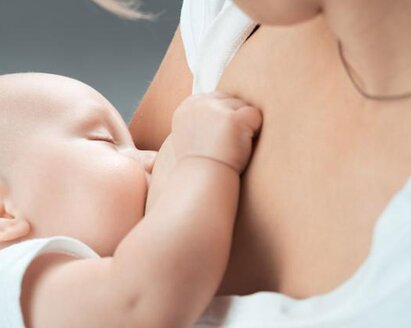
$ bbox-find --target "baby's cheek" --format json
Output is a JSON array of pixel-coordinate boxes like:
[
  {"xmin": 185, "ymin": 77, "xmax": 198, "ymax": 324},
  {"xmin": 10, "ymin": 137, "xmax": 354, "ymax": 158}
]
[
  {"xmin": 107, "ymin": 158, "xmax": 147, "ymax": 227},
  {"xmin": 90, "ymin": 163, "xmax": 147, "ymax": 256}
]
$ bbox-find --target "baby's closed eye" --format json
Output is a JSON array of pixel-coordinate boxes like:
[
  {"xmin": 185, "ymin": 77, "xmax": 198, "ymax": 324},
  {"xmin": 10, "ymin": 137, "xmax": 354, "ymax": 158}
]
[{"xmin": 88, "ymin": 134, "xmax": 116, "ymax": 145}]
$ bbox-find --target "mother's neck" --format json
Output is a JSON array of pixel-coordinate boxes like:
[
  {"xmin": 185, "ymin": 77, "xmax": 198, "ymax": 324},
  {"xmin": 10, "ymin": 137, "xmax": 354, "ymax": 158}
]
[{"xmin": 323, "ymin": 0, "xmax": 411, "ymax": 98}]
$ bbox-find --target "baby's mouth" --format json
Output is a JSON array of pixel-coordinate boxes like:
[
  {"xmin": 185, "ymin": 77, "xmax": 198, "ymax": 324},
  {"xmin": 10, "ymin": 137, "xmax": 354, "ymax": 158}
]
[
  {"xmin": 142, "ymin": 150, "xmax": 158, "ymax": 173},
  {"xmin": 144, "ymin": 171, "xmax": 152, "ymax": 188}
]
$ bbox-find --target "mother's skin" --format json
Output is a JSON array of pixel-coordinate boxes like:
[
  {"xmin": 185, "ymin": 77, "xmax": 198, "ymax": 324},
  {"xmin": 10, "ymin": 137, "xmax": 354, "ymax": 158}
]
[{"xmin": 130, "ymin": 0, "xmax": 411, "ymax": 299}]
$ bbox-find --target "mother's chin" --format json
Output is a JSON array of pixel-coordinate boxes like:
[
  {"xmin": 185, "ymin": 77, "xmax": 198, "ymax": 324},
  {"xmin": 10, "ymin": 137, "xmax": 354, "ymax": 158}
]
[
  {"xmin": 144, "ymin": 135, "xmax": 177, "ymax": 214},
  {"xmin": 234, "ymin": 0, "xmax": 321, "ymax": 26}
]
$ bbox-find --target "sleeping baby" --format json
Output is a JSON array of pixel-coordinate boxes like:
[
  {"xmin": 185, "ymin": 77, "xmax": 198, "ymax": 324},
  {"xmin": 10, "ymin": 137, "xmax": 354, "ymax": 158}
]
[{"xmin": 0, "ymin": 73, "xmax": 262, "ymax": 328}]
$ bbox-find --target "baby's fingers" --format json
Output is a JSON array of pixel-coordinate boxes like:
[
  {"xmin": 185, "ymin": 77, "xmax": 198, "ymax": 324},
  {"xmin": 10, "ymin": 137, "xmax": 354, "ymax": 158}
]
[{"xmin": 236, "ymin": 106, "xmax": 263, "ymax": 137}]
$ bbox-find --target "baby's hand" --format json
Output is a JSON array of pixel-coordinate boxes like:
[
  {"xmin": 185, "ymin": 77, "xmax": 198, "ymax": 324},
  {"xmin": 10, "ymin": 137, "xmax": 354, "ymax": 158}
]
[{"xmin": 172, "ymin": 92, "xmax": 262, "ymax": 174}]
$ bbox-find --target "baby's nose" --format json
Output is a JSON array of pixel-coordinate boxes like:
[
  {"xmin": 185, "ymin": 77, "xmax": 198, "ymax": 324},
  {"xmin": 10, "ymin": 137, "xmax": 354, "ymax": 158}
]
[{"xmin": 121, "ymin": 147, "xmax": 158, "ymax": 173}]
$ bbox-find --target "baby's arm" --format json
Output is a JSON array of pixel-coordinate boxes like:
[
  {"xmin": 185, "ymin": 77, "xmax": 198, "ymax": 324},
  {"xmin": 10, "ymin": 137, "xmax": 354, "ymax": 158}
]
[
  {"xmin": 113, "ymin": 94, "xmax": 262, "ymax": 326},
  {"xmin": 22, "ymin": 93, "xmax": 262, "ymax": 328}
]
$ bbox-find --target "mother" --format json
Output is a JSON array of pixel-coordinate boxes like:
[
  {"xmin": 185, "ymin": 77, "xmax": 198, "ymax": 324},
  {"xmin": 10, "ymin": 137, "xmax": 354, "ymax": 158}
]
[{"xmin": 108, "ymin": 0, "xmax": 411, "ymax": 325}]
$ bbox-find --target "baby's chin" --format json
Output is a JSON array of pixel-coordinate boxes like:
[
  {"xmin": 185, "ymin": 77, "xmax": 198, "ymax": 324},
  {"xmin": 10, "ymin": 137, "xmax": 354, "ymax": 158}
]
[
  {"xmin": 84, "ymin": 219, "xmax": 142, "ymax": 257},
  {"xmin": 92, "ymin": 235, "xmax": 126, "ymax": 257}
]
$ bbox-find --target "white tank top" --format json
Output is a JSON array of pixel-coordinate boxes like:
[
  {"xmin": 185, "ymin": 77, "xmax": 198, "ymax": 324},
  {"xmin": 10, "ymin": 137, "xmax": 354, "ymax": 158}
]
[
  {"xmin": 180, "ymin": 0, "xmax": 255, "ymax": 94},
  {"xmin": 180, "ymin": 1, "xmax": 411, "ymax": 327}
]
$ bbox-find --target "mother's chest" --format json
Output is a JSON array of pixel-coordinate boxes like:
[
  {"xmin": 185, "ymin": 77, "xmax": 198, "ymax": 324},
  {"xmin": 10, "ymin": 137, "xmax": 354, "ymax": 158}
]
[{"xmin": 215, "ymin": 21, "xmax": 411, "ymax": 297}]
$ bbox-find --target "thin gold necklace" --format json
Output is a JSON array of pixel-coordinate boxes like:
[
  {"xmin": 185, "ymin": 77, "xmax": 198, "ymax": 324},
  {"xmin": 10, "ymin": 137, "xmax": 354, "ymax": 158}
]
[{"xmin": 338, "ymin": 40, "xmax": 411, "ymax": 101}]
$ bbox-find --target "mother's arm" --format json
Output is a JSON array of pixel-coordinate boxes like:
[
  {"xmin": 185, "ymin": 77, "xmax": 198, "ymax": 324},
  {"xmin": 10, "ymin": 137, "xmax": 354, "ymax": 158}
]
[{"xmin": 129, "ymin": 26, "xmax": 193, "ymax": 150}]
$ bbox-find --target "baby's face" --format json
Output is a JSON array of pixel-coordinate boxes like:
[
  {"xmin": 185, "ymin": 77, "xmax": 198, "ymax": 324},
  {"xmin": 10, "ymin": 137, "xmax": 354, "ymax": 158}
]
[{"xmin": 0, "ymin": 73, "xmax": 153, "ymax": 256}]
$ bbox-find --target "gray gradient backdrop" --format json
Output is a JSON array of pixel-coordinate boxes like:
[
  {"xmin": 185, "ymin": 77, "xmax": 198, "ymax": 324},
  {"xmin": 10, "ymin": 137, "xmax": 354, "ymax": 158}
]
[{"xmin": 0, "ymin": 0, "xmax": 182, "ymax": 122}]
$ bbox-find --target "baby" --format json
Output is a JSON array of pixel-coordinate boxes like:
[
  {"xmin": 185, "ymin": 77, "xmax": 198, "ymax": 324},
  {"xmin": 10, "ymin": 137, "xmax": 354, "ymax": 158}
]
[{"xmin": 0, "ymin": 73, "xmax": 262, "ymax": 327}]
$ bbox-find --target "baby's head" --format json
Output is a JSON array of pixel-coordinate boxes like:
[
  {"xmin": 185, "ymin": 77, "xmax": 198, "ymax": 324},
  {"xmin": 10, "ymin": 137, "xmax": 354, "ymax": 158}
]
[{"xmin": 0, "ymin": 73, "xmax": 155, "ymax": 256}]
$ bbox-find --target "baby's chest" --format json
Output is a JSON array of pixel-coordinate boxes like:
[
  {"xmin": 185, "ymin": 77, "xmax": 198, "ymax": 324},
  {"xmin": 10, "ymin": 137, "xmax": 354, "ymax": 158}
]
[{"xmin": 215, "ymin": 21, "xmax": 411, "ymax": 298}]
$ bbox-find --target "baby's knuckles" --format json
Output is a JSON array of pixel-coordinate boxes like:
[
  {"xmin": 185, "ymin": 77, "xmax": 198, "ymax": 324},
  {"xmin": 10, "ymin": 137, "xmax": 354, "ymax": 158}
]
[{"xmin": 172, "ymin": 94, "xmax": 256, "ymax": 173}]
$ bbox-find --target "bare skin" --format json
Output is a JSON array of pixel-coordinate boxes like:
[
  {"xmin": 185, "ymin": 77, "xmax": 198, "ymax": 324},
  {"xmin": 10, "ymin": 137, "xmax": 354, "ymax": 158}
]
[
  {"xmin": 0, "ymin": 73, "xmax": 262, "ymax": 327},
  {"xmin": 133, "ymin": 0, "xmax": 411, "ymax": 299}
]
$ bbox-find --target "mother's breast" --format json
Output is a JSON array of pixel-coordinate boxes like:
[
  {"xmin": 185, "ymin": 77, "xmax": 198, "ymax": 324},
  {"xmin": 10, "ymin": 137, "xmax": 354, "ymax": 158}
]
[
  {"xmin": 216, "ymin": 18, "xmax": 344, "ymax": 229},
  {"xmin": 144, "ymin": 15, "xmax": 398, "ymax": 298},
  {"xmin": 213, "ymin": 18, "xmax": 380, "ymax": 297}
]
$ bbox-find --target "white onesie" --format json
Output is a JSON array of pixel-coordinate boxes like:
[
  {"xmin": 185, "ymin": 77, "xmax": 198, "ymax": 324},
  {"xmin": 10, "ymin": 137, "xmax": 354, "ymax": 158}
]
[{"xmin": 180, "ymin": 1, "xmax": 411, "ymax": 327}]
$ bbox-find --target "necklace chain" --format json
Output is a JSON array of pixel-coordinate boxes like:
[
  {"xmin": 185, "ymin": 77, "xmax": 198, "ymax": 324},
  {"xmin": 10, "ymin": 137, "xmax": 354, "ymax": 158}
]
[{"xmin": 338, "ymin": 40, "xmax": 411, "ymax": 101}]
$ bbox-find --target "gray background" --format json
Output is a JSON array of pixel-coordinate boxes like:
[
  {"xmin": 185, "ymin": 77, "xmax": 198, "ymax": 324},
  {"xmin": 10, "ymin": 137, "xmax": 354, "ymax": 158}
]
[{"xmin": 0, "ymin": 0, "xmax": 182, "ymax": 122}]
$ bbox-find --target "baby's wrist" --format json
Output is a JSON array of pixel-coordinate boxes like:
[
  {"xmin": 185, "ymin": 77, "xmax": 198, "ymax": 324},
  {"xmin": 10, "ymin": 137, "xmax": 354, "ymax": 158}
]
[{"xmin": 176, "ymin": 155, "xmax": 240, "ymax": 175}]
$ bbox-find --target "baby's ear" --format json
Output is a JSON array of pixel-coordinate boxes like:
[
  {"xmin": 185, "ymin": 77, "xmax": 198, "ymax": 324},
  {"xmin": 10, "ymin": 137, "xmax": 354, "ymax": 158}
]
[{"xmin": 0, "ymin": 183, "xmax": 31, "ymax": 243}]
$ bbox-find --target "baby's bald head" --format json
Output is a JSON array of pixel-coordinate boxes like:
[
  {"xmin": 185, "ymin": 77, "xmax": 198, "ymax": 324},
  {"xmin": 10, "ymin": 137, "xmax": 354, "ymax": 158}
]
[
  {"xmin": 0, "ymin": 73, "xmax": 115, "ymax": 176},
  {"xmin": 0, "ymin": 74, "xmax": 55, "ymax": 172}
]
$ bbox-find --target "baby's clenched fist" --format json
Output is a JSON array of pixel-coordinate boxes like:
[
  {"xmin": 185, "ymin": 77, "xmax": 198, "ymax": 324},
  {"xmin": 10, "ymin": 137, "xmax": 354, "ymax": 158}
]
[{"xmin": 171, "ymin": 92, "xmax": 262, "ymax": 174}]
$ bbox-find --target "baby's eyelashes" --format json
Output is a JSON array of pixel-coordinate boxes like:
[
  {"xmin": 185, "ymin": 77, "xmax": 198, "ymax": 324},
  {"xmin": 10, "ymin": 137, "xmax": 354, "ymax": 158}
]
[{"xmin": 89, "ymin": 134, "xmax": 116, "ymax": 145}]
